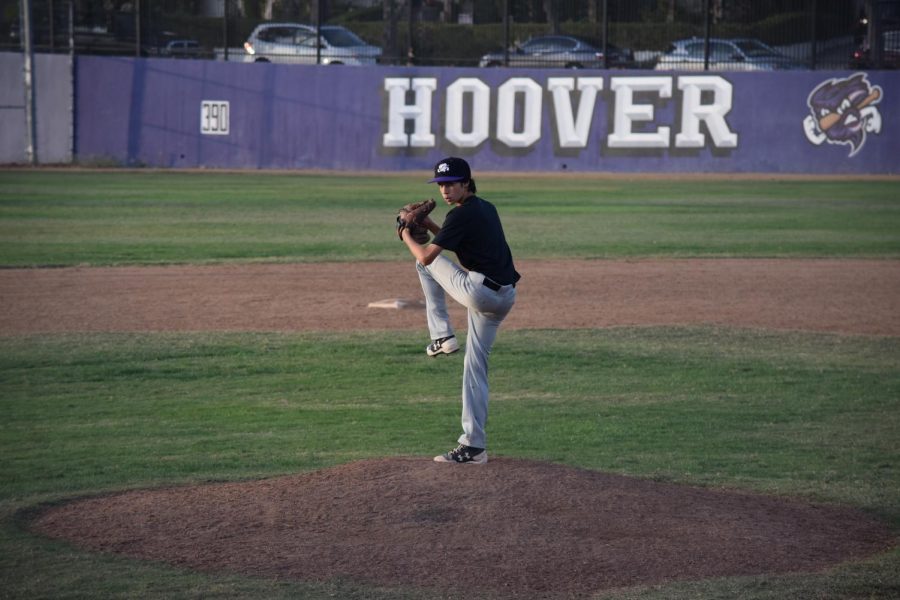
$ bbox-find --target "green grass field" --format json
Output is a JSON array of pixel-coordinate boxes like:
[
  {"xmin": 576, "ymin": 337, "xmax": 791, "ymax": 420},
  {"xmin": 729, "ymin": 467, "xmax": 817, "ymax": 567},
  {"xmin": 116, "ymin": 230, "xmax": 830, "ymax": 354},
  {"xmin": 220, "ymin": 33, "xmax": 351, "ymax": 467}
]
[
  {"xmin": 1, "ymin": 171, "xmax": 899, "ymax": 265},
  {"xmin": 1, "ymin": 170, "xmax": 899, "ymax": 599}
]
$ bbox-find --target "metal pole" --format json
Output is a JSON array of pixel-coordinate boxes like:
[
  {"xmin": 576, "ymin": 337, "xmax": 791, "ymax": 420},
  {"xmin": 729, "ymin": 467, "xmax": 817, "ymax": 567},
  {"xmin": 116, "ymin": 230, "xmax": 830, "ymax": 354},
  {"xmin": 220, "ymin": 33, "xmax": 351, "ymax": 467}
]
[
  {"xmin": 21, "ymin": 0, "xmax": 37, "ymax": 165},
  {"xmin": 49, "ymin": 0, "xmax": 55, "ymax": 51},
  {"xmin": 872, "ymin": 0, "xmax": 884, "ymax": 69},
  {"xmin": 602, "ymin": 0, "xmax": 608, "ymax": 69},
  {"xmin": 316, "ymin": 0, "xmax": 322, "ymax": 65},
  {"xmin": 135, "ymin": 0, "xmax": 141, "ymax": 57},
  {"xmin": 223, "ymin": 0, "xmax": 229, "ymax": 61},
  {"xmin": 68, "ymin": 0, "xmax": 74, "ymax": 55},
  {"xmin": 503, "ymin": 0, "xmax": 510, "ymax": 66},
  {"xmin": 69, "ymin": 0, "xmax": 75, "ymax": 162},
  {"xmin": 703, "ymin": 0, "xmax": 711, "ymax": 71},
  {"xmin": 407, "ymin": 0, "xmax": 414, "ymax": 65},
  {"xmin": 809, "ymin": 0, "xmax": 818, "ymax": 69}
]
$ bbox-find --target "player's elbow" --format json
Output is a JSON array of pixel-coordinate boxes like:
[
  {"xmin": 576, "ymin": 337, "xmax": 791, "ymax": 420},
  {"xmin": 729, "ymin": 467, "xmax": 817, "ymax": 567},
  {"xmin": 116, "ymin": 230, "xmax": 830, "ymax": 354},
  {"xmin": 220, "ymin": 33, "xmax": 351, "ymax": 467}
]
[
  {"xmin": 418, "ymin": 249, "xmax": 437, "ymax": 266},
  {"xmin": 418, "ymin": 244, "xmax": 443, "ymax": 266}
]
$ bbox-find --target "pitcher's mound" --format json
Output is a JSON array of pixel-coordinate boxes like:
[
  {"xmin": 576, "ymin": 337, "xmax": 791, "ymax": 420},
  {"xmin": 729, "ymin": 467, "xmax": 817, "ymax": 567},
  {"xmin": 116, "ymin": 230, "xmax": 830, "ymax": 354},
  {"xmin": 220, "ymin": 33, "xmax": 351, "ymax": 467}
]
[{"xmin": 32, "ymin": 458, "xmax": 891, "ymax": 598}]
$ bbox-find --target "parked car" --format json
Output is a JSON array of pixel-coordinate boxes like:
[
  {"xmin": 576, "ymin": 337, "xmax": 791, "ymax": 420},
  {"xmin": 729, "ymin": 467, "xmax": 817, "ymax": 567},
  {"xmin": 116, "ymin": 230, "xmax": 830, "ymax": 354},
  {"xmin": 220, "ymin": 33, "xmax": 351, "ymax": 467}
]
[
  {"xmin": 160, "ymin": 39, "xmax": 206, "ymax": 59},
  {"xmin": 137, "ymin": 31, "xmax": 210, "ymax": 58},
  {"xmin": 653, "ymin": 37, "xmax": 804, "ymax": 71},
  {"xmin": 850, "ymin": 30, "xmax": 900, "ymax": 69},
  {"xmin": 478, "ymin": 35, "xmax": 634, "ymax": 69},
  {"xmin": 243, "ymin": 22, "xmax": 381, "ymax": 66}
]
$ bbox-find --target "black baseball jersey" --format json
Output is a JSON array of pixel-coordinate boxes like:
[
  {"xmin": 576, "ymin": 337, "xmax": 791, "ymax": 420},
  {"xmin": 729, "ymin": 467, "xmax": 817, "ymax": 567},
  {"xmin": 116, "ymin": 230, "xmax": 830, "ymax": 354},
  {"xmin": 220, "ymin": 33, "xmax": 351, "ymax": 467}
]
[{"xmin": 433, "ymin": 196, "xmax": 520, "ymax": 287}]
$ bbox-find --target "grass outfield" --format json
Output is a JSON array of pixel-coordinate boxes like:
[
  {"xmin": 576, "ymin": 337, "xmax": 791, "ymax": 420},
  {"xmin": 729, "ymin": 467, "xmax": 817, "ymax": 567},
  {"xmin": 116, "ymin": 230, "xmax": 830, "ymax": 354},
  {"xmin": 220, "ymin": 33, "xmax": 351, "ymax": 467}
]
[
  {"xmin": 0, "ymin": 171, "xmax": 899, "ymax": 265},
  {"xmin": 0, "ymin": 170, "xmax": 898, "ymax": 599}
]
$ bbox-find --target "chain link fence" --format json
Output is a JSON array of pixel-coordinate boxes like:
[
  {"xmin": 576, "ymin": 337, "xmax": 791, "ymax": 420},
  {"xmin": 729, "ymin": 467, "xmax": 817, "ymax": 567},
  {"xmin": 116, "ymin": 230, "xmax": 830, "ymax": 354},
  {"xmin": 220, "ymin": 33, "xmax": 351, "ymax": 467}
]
[{"xmin": 2, "ymin": 0, "xmax": 897, "ymax": 70}]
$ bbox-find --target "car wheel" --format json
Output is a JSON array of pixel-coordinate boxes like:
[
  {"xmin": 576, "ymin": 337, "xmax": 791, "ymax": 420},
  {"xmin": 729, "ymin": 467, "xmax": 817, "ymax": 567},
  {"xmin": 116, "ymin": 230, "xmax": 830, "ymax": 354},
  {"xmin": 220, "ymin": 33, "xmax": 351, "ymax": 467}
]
[{"xmin": 254, "ymin": 57, "xmax": 270, "ymax": 63}]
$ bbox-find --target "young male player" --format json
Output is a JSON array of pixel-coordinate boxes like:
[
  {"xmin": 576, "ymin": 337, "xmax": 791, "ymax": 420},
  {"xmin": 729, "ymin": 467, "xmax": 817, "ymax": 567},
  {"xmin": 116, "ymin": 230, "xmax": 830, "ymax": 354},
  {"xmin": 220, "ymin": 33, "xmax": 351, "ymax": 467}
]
[{"xmin": 398, "ymin": 157, "xmax": 520, "ymax": 464}]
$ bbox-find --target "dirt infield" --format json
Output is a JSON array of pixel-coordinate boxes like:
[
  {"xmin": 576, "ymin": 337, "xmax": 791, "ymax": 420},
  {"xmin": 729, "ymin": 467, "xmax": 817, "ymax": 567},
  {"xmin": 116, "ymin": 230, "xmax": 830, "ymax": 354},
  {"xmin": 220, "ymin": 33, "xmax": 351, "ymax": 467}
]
[
  {"xmin": 11, "ymin": 258, "xmax": 899, "ymax": 598},
  {"xmin": 2, "ymin": 258, "xmax": 899, "ymax": 335}
]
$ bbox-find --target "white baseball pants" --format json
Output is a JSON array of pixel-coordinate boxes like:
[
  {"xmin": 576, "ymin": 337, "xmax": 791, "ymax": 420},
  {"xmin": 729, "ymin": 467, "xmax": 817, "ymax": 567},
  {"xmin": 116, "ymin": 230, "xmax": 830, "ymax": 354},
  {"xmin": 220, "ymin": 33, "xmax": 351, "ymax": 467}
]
[{"xmin": 416, "ymin": 255, "xmax": 516, "ymax": 450}]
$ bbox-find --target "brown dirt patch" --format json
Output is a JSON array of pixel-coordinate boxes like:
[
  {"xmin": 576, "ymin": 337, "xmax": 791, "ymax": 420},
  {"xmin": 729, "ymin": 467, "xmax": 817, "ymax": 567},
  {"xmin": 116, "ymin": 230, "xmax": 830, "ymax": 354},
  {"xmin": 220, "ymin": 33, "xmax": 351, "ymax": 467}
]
[
  {"xmin": 32, "ymin": 459, "xmax": 893, "ymax": 599},
  {"xmin": 9, "ymin": 258, "xmax": 899, "ymax": 597},
  {"xmin": 2, "ymin": 258, "xmax": 899, "ymax": 336}
]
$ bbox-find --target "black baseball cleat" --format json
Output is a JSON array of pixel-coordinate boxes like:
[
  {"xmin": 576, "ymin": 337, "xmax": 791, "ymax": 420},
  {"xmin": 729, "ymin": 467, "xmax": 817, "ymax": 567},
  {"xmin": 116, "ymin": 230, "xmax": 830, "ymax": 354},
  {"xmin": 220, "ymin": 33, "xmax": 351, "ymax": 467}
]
[
  {"xmin": 426, "ymin": 335, "xmax": 459, "ymax": 357},
  {"xmin": 434, "ymin": 444, "xmax": 487, "ymax": 464}
]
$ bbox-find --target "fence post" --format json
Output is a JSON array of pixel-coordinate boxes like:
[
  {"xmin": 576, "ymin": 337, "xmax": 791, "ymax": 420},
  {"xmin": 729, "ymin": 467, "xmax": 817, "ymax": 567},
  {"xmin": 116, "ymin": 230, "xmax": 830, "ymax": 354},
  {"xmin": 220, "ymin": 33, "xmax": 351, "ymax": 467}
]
[
  {"xmin": 69, "ymin": 0, "xmax": 75, "ymax": 163},
  {"xmin": 602, "ymin": 0, "xmax": 608, "ymax": 69},
  {"xmin": 223, "ymin": 0, "xmax": 229, "ymax": 62},
  {"xmin": 135, "ymin": 0, "xmax": 141, "ymax": 57},
  {"xmin": 809, "ymin": 0, "xmax": 818, "ymax": 69},
  {"xmin": 407, "ymin": 0, "xmax": 415, "ymax": 65},
  {"xmin": 316, "ymin": 0, "xmax": 322, "ymax": 65},
  {"xmin": 504, "ymin": 0, "xmax": 510, "ymax": 66},
  {"xmin": 703, "ymin": 0, "xmax": 711, "ymax": 71},
  {"xmin": 49, "ymin": 0, "xmax": 55, "ymax": 51},
  {"xmin": 872, "ymin": 0, "xmax": 884, "ymax": 69},
  {"xmin": 20, "ymin": 0, "xmax": 37, "ymax": 164}
]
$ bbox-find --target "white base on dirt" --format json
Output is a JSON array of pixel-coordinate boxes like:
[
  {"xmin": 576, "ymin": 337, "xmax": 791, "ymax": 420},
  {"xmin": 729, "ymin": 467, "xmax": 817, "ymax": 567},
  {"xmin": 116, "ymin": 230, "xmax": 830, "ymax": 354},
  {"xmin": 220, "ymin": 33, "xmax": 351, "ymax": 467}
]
[{"xmin": 367, "ymin": 298, "xmax": 426, "ymax": 310}]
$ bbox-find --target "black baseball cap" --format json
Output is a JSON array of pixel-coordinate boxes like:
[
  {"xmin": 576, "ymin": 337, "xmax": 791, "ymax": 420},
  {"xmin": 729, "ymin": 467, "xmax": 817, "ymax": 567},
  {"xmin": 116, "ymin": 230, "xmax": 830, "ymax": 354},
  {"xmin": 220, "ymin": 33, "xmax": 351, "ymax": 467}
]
[{"xmin": 428, "ymin": 157, "xmax": 471, "ymax": 183}]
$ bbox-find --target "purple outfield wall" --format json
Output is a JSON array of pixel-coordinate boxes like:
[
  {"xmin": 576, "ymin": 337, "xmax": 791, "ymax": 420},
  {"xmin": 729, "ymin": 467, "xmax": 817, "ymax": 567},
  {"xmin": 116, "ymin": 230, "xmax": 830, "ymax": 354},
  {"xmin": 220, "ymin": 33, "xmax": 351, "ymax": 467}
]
[{"xmin": 75, "ymin": 55, "xmax": 899, "ymax": 174}]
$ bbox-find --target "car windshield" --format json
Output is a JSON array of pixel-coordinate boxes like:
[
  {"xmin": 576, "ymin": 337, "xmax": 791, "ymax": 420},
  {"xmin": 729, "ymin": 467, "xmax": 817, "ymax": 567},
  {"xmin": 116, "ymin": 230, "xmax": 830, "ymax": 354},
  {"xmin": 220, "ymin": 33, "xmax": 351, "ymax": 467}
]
[
  {"xmin": 523, "ymin": 37, "xmax": 577, "ymax": 53},
  {"xmin": 734, "ymin": 40, "xmax": 780, "ymax": 58},
  {"xmin": 321, "ymin": 27, "xmax": 366, "ymax": 47}
]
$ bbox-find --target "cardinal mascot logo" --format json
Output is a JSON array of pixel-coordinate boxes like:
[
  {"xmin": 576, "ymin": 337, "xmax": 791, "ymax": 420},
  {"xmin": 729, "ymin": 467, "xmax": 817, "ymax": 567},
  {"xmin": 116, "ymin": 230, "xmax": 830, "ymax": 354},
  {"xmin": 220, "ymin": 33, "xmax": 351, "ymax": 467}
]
[{"xmin": 803, "ymin": 73, "xmax": 883, "ymax": 157}]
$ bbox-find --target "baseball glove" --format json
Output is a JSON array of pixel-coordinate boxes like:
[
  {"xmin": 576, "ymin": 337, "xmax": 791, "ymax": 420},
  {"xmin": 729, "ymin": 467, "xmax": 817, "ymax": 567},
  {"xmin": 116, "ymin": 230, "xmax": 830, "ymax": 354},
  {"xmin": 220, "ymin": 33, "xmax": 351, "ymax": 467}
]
[{"xmin": 397, "ymin": 199, "xmax": 436, "ymax": 244}]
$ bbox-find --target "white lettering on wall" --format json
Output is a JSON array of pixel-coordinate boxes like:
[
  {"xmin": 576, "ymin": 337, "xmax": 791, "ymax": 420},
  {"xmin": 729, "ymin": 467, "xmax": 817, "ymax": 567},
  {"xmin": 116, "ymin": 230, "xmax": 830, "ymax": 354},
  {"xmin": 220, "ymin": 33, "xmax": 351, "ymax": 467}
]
[
  {"xmin": 496, "ymin": 77, "xmax": 543, "ymax": 148},
  {"xmin": 607, "ymin": 77, "xmax": 672, "ymax": 148},
  {"xmin": 445, "ymin": 78, "xmax": 491, "ymax": 148},
  {"xmin": 548, "ymin": 77, "xmax": 604, "ymax": 148},
  {"xmin": 383, "ymin": 77, "xmax": 436, "ymax": 147},
  {"xmin": 382, "ymin": 75, "xmax": 738, "ymax": 152},
  {"xmin": 676, "ymin": 76, "xmax": 738, "ymax": 148}
]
